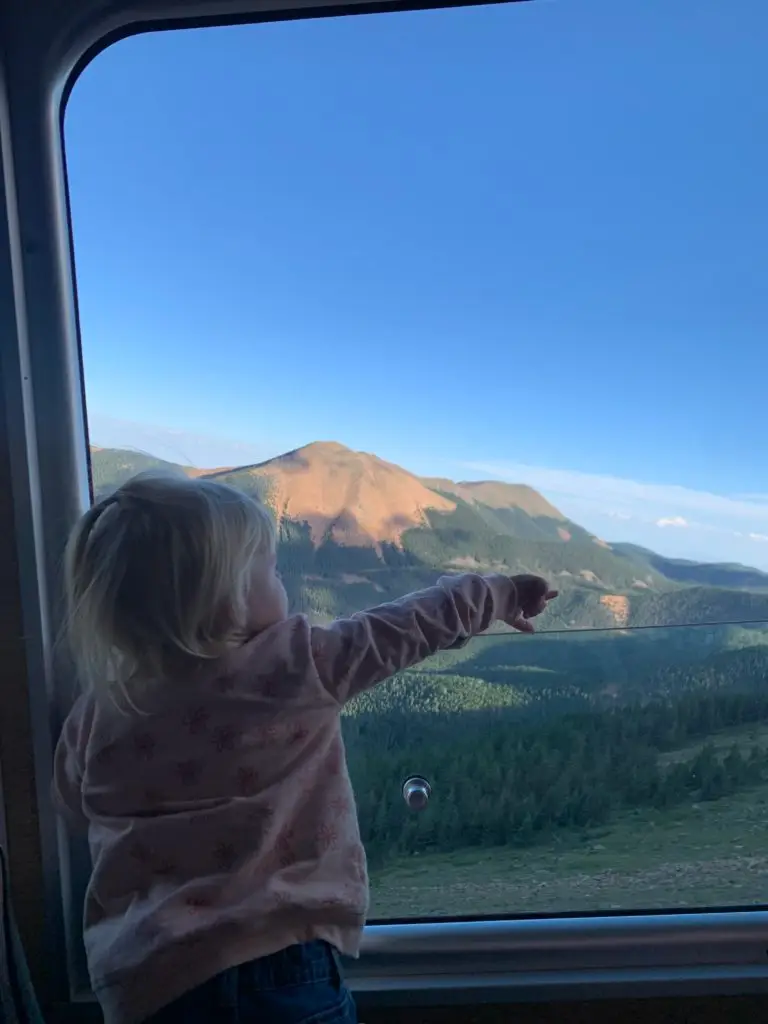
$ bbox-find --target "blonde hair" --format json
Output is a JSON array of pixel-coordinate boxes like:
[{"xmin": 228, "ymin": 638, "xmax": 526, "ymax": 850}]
[{"xmin": 63, "ymin": 472, "xmax": 276, "ymax": 693}]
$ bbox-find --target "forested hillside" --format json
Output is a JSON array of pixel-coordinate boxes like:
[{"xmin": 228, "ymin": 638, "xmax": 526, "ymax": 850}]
[{"xmin": 346, "ymin": 687, "xmax": 768, "ymax": 867}]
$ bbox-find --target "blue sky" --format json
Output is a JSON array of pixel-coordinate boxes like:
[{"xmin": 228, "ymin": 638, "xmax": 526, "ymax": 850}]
[{"xmin": 66, "ymin": 0, "xmax": 768, "ymax": 568}]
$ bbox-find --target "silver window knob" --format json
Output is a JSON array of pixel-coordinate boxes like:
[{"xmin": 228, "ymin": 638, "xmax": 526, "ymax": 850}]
[{"xmin": 402, "ymin": 776, "xmax": 431, "ymax": 810}]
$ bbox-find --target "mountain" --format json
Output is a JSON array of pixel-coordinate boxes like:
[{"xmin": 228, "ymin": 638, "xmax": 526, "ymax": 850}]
[
  {"xmin": 420, "ymin": 477, "xmax": 600, "ymax": 548},
  {"xmin": 203, "ymin": 444, "xmax": 671, "ymax": 601},
  {"xmin": 421, "ymin": 478, "xmax": 567, "ymax": 521},
  {"xmin": 90, "ymin": 447, "xmax": 230, "ymax": 499},
  {"xmin": 89, "ymin": 441, "xmax": 768, "ymax": 631},
  {"xmin": 612, "ymin": 543, "xmax": 768, "ymax": 593},
  {"xmin": 206, "ymin": 441, "xmax": 455, "ymax": 549},
  {"xmin": 90, "ymin": 447, "xmax": 188, "ymax": 497}
]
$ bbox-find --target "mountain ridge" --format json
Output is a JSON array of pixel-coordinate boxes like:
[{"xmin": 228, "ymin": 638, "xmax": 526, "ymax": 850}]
[
  {"xmin": 206, "ymin": 440, "xmax": 457, "ymax": 549},
  {"xmin": 89, "ymin": 441, "xmax": 768, "ymax": 630},
  {"xmin": 612, "ymin": 542, "xmax": 768, "ymax": 592},
  {"xmin": 421, "ymin": 476, "xmax": 567, "ymax": 522}
]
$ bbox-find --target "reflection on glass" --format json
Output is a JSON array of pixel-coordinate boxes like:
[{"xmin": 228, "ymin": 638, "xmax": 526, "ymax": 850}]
[{"xmin": 70, "ymin": 0, "xmax": 768, "ymax": 922}]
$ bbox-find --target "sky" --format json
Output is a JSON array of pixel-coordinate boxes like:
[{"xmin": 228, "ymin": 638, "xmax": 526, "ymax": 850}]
[{"xmin": 66, "ymin": 0, "xmax": 768, "ymax": 568}]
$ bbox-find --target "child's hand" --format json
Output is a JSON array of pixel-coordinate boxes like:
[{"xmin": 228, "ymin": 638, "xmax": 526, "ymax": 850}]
[{"xmin": 508, "ymin": 574, "xmax": 558, "ymax": 633}]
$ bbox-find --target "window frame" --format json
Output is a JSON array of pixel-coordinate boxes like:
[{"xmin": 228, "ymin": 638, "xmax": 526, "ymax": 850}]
[{"xmin": 1, "ymin": 0, "xmax": 768, "ymax": 1013}]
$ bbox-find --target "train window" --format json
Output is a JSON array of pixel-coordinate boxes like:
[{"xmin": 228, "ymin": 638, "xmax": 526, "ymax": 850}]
[{"xmin": 64, "ymin": 0, "xmax": 768, "ymax": 937}]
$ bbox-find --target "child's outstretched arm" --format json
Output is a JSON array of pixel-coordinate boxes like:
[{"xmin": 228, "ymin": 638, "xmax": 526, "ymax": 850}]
[{"xmin": 311, "ymin": 572, "xmax": 556, "ymax": 705}]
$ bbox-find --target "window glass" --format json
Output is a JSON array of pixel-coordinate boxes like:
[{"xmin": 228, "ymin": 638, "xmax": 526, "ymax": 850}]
[{"xmin": 67, "ymin": 0, "xmax": 768, "ymax": 919}]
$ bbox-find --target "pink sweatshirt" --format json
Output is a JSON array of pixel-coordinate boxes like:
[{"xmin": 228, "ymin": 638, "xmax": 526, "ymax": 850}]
[{"xmin": 53, "ymin": 573, "xmax": 521, "ymax": 1024}]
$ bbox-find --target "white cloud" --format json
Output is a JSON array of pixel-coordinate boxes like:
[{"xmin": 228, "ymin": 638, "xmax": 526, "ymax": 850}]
[
  {"xmin": 657, "ymin": 516, "xmax": 688, "ymax": 528},
  {"xmin": 750, "ymin": 533, "xmax": 768, "ymax": 543}
]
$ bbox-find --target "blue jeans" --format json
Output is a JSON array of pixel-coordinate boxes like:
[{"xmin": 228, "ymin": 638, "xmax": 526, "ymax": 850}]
[{"xmin": 144, "ymin": 941, "xmax": 358, "ymax": 1023}]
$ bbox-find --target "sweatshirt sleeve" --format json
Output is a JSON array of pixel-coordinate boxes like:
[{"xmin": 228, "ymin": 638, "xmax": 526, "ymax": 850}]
[
  {"xmin": 310, "ymin": 572, "xmax": 519, "ymax": 705},
  {"xmin": 51, "ymin": 696, "xmax": 90, "ymax": 832}
]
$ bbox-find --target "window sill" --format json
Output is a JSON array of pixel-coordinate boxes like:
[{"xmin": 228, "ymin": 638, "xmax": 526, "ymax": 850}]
[
  {"xmin": 346, "ymin": 913, "xmax": 768, "ymax": 1004},
  {"xmin": 64, "ymin": 912, "xmax": 768, "ymax": 1009}
]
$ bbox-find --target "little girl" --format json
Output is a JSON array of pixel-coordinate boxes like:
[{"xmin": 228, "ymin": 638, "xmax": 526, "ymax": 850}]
[{"xmin": 53, "ymin": 472, "xmax": 557, "ymax": 1024}]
